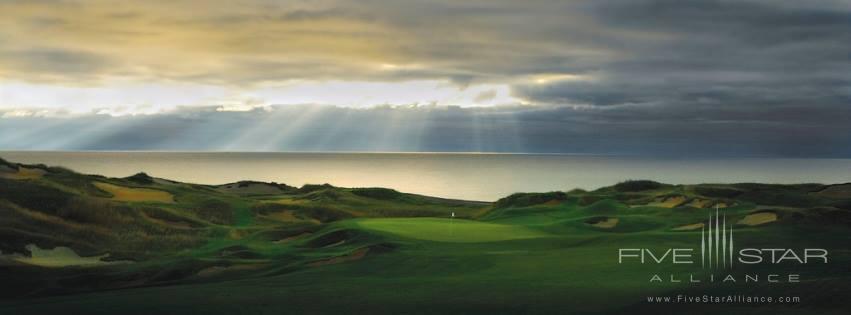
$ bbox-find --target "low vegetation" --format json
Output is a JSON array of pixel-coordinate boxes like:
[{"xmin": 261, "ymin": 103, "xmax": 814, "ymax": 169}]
[{"xmin": 0, "ymin": 157, "xmax": 849, "ymax": 314}]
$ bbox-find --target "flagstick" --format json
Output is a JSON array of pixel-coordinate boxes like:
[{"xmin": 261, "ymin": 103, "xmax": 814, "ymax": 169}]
[{"xmin": 450, "ymin": 212, "xmax": 455, "ymax": 236}]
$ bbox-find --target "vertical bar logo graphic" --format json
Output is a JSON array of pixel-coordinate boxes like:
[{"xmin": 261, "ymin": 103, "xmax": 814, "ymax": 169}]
[{"xmin": 702, "ymin": 206, "xmax": 733, "ymax": 269}]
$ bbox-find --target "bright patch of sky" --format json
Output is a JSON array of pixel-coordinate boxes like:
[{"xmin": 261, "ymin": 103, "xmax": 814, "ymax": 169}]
[{"xmin": 1, "ymin": 80, "xmax": 518, "ymax": 115}]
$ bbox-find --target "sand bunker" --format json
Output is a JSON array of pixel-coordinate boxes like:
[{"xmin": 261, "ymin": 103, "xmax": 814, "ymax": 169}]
[
  {"xmin": 686, "ymin": 199, "xmax": 711, "ymax": 208},
  {"xmin": 3, "ymin": 244, "xmax": 129, "ymax": 268},
  {"xmin": 94, "ymin": 182, "xmax": 174, "ymax": 203},
  {"xmin": 0, "ymin": 166, "xmax": 46, "ymax": 180},
  {"xmin": 738, "ymin": 212, "xmax": 777, "ymax": 226},
  {"xmin": 649, "ymin": 196, "xmax": 687, "ymax": 208},
  {"xmin": 672, "ymin": 223, "xmax": 705, "ymax": 231},
  {"xmin": 589, "ymin": 217, "xmax": 619, "ymax": 229}
]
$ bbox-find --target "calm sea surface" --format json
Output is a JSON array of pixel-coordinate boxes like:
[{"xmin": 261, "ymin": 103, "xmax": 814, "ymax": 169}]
[{"xmin": 2, "ymin": 151, "xmax": 850, "ymax": 201}]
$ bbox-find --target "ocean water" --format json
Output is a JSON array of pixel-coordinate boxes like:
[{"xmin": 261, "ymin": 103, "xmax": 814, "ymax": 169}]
[{"xmin": 2, "ymin": 151, "xmax": 850, "ymax": 201}]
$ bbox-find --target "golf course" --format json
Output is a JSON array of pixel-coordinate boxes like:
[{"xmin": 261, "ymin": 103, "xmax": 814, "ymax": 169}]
[{"xmin": 1, "ymin": 157, "xmax": 849, "ymax": 314}]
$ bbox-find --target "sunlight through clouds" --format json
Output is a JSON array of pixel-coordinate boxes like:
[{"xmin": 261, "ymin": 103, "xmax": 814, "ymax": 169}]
[
  {"xmin": 0, "ymin": 80, "xmax": 518, "ymax": 114},
  {"xmin": 0, "ymin": 0, "xmax": 847, "ymax": 156}
]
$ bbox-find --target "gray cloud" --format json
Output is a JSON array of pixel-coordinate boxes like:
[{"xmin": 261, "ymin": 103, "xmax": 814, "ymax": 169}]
[
  {"xmin": 0, "ymin": 0, "xmax": 848, "ymax": 156},
  {"xmin": 512, "ymin": 0, "xmax": 851, "ymax": 145}
]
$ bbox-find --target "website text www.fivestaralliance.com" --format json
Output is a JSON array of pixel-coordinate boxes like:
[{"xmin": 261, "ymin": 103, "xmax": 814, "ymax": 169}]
[{"xmin": 646, "ymin": 294, "xmax": 800, "ymax": 304}]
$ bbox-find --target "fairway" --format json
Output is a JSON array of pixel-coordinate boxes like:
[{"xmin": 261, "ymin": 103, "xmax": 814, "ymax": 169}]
[{"xmin": 355, "ymin": 218, "xmax": 549, "ymax": 242}]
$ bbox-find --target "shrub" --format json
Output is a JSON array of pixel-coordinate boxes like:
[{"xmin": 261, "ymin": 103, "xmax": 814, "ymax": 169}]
[
  {"xmin": 140, "ymin": 206, "xmax": 203, "ymax": 228},
  {"xmin": 126, "ymin": 172, "xmax": 154, "ymax": 184},
  {"xmin": 0, "ymin": 178, "xmax": 72, "ymax": 215},
  {"xmin": 694, "ymin": 186, "xmax": 743, "ymax": 198},
  {"xmin": 298, "ymin": 183, "xmax": 334, "ymax": 193},
  {"xmin": 56, "ymin": 197, "xmax": 133, "ymax": 225},
  {"xmin": 613, "ymin": 180, "xmax": 665, "ymax": 192},
  {"xmin": 351, "ymin": 187, "xmax": 402, "ymax": 200},
  {"xmin": 494, "ymin": 191, "xmax": 568, "ymax": 208}
]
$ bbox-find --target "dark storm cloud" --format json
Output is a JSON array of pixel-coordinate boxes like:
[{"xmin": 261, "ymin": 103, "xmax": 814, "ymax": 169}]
[
  {"xmin": 516, "ymin": 0, "xmax": 851, "ymax": 108},
  {"xmin": 511, "ymin": 0, "xmax": 851, "ymax": 152}
]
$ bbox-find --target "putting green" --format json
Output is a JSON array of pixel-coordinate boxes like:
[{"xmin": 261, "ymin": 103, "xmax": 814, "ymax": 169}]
[{"xmin": 355, "ymin": 218, "xmax": 549, "ymax": 243}]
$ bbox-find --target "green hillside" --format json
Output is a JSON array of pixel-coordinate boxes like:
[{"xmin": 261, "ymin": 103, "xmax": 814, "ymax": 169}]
[{"xmin": 1, "ymin": 159, "xmax": 850, "ymax": 314}]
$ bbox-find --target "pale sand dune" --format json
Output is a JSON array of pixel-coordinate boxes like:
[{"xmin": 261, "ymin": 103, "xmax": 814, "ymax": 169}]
[
  {"xmin": 738, "ymin": 212, "xmax": 777, "ymax": 226},
  {"xmin": 590, "ymin": 217, "xmax": 619, "ymax": 229},
  {"xmin": 672, "ymin": 223, "xmax": 704, "ymax": 231},
  {"xmin": 94, "ymin": 182, "xmax": 174, "ymax": 203}
]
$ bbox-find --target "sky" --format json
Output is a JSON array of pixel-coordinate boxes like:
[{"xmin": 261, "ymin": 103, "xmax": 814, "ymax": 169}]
[{"xmin": 0, "ymin": 0, "xmax": 849, "ymax": 156}]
